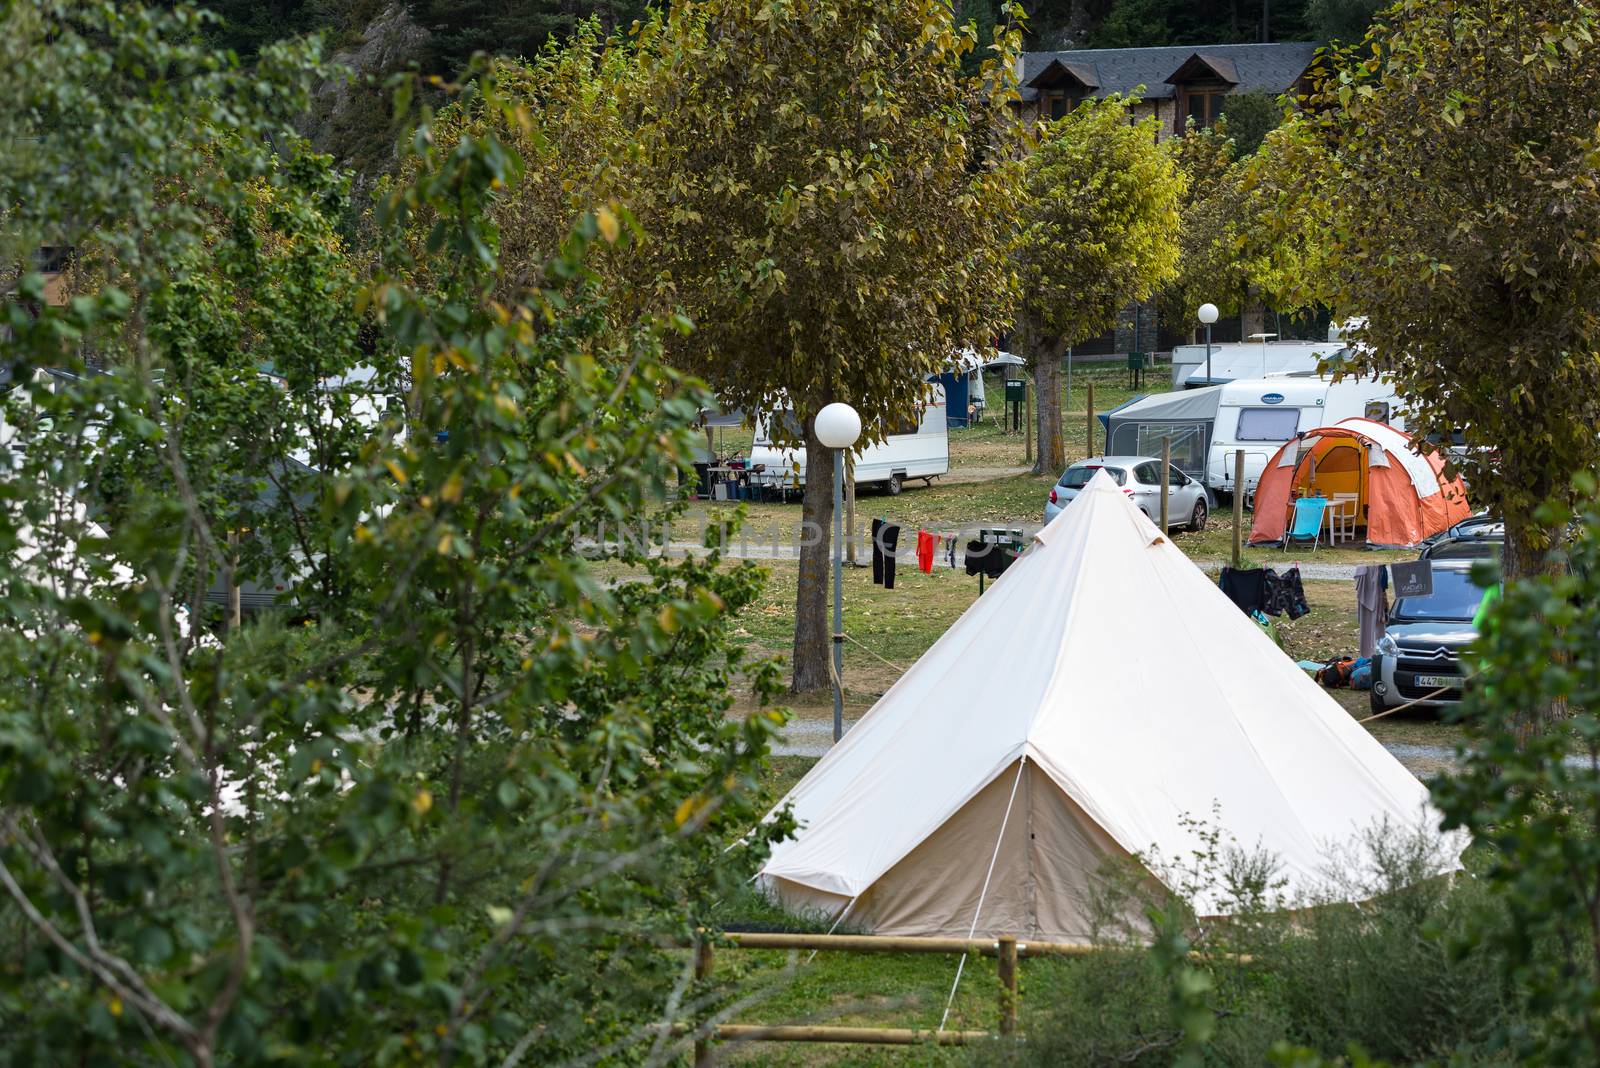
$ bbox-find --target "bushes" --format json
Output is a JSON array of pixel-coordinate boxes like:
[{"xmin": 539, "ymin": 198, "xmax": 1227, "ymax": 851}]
[{"xmin": 985, "ymin": 828, "xmax": 1525, "ymax": 1066}]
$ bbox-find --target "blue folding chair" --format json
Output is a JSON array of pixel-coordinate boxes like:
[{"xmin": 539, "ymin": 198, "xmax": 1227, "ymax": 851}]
[{"xmin": 1285, "ymin": 496, "xmax": 1329, "ymax": 552}]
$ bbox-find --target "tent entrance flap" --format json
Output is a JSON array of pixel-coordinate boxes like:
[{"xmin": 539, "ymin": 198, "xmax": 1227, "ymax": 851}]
[{"xmin": 836, "ymin": 760, "xmax": 1149, "ymax": 943}]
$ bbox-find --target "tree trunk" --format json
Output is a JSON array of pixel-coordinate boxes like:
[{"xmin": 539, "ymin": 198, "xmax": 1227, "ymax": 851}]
[
  {"xmin": 792, "ymin": 423, "xmax": 836, "ymax": 693},
  {"xmin": 1503, "ymin": 508, "xmax": 1568, "ymax": 736},
  {"xmin": 1032, "ymin": 341, "xmax": 1066, "ymax": 475}
]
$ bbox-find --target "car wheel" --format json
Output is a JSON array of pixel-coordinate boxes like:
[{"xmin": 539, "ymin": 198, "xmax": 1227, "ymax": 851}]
[
  {"xmin": 885, "ymin": 473, "xmax": 903, "ymax": 496},
  {"xmin": 1369, "ymin": 687, "xmax": 1388, "ymax": 715},
  {"xmin": 1188, "ymin": 498, "xmax": 1208, "ymax": 532}
]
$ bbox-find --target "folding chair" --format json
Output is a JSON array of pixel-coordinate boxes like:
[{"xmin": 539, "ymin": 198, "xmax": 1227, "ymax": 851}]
[
  {"xmin": 1328, "ymin": 493, "xmax": 1359, "ymax": 544},
  {"xmin": 1285, "ymin": 496, "xmax": 1329, "ymax": 552}
]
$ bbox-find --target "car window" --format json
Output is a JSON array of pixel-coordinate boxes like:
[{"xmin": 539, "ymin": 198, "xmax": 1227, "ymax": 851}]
[
  {"xmin": 1424, "ymin": 539, "xmax": 1502, "ymax": 561},
  {"xmin": 1133, "ymin": 462, "xmax": 1160, "ymax": 485},
  {"xmin": 1058, "ymin": 465, "xmax": 1126, "ymax": 489},
  {"xmin": 1235, "ymin": 407, "xmax": 1301, "ymax": 442},
  {"xmin": 1392, "ymin": 568, "xmax": 1490, "ymax": 623},
  {"xmin": 1167, "ymin": 464, "xmax": 1186, "ymax": 486}
]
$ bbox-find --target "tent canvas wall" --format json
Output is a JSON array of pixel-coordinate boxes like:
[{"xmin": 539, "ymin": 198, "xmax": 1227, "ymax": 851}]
[
  {"xmin": 1249, "ymin": 418, "xmax": 1471, "ymax": 549},
  {"xmin": 759, "ymin": 473, "xmax": 1462, "ymax": 941},
  {"xmin": 1101, "ymin": 387, "xmax": 1222, "ymax": 482}
]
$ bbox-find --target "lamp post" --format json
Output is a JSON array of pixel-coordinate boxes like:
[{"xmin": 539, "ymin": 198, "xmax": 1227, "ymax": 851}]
[
  {"xmin": 1198, "ymin": 303, "xmax": 1219, "ymax": 385},
  {"xmin": 815, "ymin": 401, "xmax": 862, "ymax": 743}
]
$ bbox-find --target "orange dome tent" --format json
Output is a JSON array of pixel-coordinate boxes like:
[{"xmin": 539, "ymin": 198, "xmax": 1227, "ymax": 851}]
[{"xmin": 1249, "ymin": 418, "xmax": 1470, "ymax": 549}]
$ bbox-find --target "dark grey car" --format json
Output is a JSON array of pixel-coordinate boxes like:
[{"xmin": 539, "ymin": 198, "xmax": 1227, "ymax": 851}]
[{"xmin": 1370, "ymin": 559, "xmax": 1488, "ymax": 714}]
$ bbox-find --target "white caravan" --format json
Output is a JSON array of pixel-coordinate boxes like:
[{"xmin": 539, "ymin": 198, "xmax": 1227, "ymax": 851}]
[
  {"xmin": 1206, "ymin": 374, "xmax": 1404, "ymax": 497},
  {"xmin": 750, "ymin": 388, "xmax": 949, "ymax": 496}
]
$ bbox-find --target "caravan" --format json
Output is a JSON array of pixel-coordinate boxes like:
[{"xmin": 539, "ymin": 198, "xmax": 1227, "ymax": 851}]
[
  {"xmin": 1105, "ymin": 372, "xmax": 1406, "ymax": 497},
  {"xmin": 749, "ymin": 388, "xmax": 949, "ymax": 496},
  {"xmin": 1206, "ymin": 375, "xmax": 1405, "ymax": 497}
]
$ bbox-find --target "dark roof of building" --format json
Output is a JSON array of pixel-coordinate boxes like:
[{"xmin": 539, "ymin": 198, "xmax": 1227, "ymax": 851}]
[{"xmin": 1018, "ymin": 41, "xmax": 1322, "ymax": 102}]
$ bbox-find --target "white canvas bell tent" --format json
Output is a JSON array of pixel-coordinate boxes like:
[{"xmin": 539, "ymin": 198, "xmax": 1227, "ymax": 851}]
[{"xmin": 757, "ymin": 471, "xmax": 1462, "ymax": 942}]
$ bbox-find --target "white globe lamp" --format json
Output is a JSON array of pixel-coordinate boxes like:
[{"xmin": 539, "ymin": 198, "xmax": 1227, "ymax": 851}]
[
  {"xmin": 815, "ymin": 402, "xmax": 862, "ymax": 450},
  {"xmin": 1197, "ymin": 303, "xmax": 1219, "ymax": 386}
]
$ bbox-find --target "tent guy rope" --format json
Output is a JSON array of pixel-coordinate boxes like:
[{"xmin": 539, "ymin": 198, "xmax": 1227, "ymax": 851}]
[{"xmin": 938, "ymin": 755, "xmax": 1027, "ymax": 1034}]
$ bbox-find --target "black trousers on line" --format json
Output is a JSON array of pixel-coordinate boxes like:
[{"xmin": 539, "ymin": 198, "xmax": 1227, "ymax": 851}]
[{"xmin": 871, "ymin": 519, "xmax": 900, "ymax": 590}]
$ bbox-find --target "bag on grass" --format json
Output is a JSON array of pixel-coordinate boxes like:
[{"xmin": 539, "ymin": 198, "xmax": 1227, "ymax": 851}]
[
  {"xmin": 1350, "ymin": 657, "xmax": 1373, "ymax": 690},
  {"xmin": 1316, "ymin": 656, "xmax": 1358, "ymax": 689}
]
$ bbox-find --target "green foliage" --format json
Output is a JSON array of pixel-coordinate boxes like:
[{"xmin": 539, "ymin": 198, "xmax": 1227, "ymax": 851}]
[
  {"xmin": 1305, "ymin": 0, "xmax": 1386, "ymax": 43},
  {"xmin": 1431, "ymin": 476, "xmax": 1600, "ymax": 1062},
  {"xmin": 1016, "ymin": 93, "xmax": 1182, "ymax": 470},
  {"xmin": 410, "ymin": 0, "xmax": 649, "ymax": 77},
  {"xmin": 1291, "ymin": 0, "xmax": 1600, "ymax": 578},
  {"xmin": 1158, "ymin": 123, "xmax": 1252, "ymax": 328},
  {"xmin": 1018, "ymin": 95, "xmax": 1183, "ymax": 356},
  {"xmin": 1085, "ymin": 0, "xmax": 1315, "ymax": 48},
  {"xmin": 442, "ymin": 0, "xmax": 1028, "ymax": 691},
  {"xmin": 977, "ymin": 824, "xmax": 1521, "ymax": 1066},
  {"xmin": 0, "ymin": 3, "xmax": 787, "ymax": 1064},
  {"xmin": 632, "ymin": 0, "xmax": 1025, "ymax": 444},
  {"xmin": 1219, "ymin": 90, "xmax": 1283, "ymax": 157}
]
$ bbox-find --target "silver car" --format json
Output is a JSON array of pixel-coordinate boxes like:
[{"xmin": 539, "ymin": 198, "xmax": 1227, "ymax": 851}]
[{"xmin": 1044, "ymin": 455, "xmax": 1208, "ymax": 531}]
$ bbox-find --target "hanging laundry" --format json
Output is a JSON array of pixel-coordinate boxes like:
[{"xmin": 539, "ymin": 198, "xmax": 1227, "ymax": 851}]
[
  {"xmin": 1218, "ymin": 567, "xmax": 1267, "ymax": 615},
  {"xmin": 944, "ymin": 535, "xmax": 957, "ymax": 569},
  {"xmin": 871, "ymin": 519, "xmax": 901, "ymax": 590},
  {"xmin": 963, "ymin": 540, "xmax": 1015, "ymax": 579},
  {"xmin": 1264, "ymin": 566, "xmax": 1310, "ymax": 620},
  {"xmin": 916, "ymin": 530, "xmax": 935, "ymax": 574},
  {"xmin": 1354, "ymin": 564, "xmax": 1389, "ymax": 657}
]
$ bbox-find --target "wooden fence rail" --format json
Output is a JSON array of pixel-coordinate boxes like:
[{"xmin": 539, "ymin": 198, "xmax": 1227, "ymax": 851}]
[
  {"xmin": 683, "ymin": 930, "xmax": 1253, "ymax": 1062},
  {"xmin": 686, "ymin": 931, "xmax": 1035, "ymax": 1064}
]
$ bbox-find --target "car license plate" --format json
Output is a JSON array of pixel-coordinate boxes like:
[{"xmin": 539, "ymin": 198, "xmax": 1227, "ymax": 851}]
[{"xmin": 1414, "ymin": 675, "xmax": 1462, "ymax": 689}]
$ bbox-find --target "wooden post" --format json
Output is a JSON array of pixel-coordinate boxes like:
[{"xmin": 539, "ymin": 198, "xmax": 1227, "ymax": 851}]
[
  {"xmin": 694, "ymin": 938, "xmax": 715, "ymax": 1068},
  {"xmin": 1160, "ymin": 436, "xmax": 1171, "ymax": 532},
  {"xmin": 1232, "ymin": 448, "xmax": 1245, "ymax": 569},
  {"xmin": 997, "ymin": 936, "xmax": 1018, "ymax": 1036},
  {"xmin": 1086, "ymin": 380, "xmax": 1095, "ymax": 458}
]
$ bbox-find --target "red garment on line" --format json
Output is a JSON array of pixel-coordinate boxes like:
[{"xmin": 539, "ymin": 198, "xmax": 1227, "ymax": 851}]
[{"xmin": 916, "ymin": 530, "xmax": 935, "ymax": 574}]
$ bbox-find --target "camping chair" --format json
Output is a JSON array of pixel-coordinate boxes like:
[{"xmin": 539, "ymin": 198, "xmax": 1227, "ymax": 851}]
[
  {"xmin": 1284, "ymin": 496, "xmax": 1329, "ymax": 552},
  {"xmin": 1328, "ymin": 493, "xmax": 1359, "ymax": 544}
]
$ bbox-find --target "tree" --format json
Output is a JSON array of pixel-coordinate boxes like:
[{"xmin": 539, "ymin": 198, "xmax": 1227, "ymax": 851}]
[
  {"xmin": 1430, "ymin": 476, "xmax": 1600, "ymax": 1061},
  {"xmin": 410, "ymin": 0, "xmax": 650, "ymax": 76},
  {"xmin": 0, "ymin": 3, "xmax": 785, "ymax": 1062},
  {"xmin": 1305, "ymin": 0, "xmax": 1385, "ymax": 42},
  {"xmin": 423, "ymin": 2, "xmax": 1024, "ymax": 693},
  {"xmin": 1158, "ymin": 122, "xmax": 1253, "ymax": 336},
  {"xmin": 1016, "ymin": 95, "xmax": 1183, "ymax": 474},
  {"xmin": 624, "ymin": 2, "xmax": 1030, "ymax": 692},
  {"xmin": 1293, "ymin": 0, "xmax": 1600, "ymax": 596},
  {"xmin": 1218, "ymin": 90, "xmax": 1283, "ymax": 157}
]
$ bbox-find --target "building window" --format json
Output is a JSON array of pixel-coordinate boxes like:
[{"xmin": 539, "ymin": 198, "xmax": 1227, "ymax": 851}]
[
  {"xmin": 1183, "ymin": 91, "xmax": 1227, "ymax": 128},
  {"xmin": 1043, "ymin": 92, "xmax": 1080, "ymax": 120}
]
